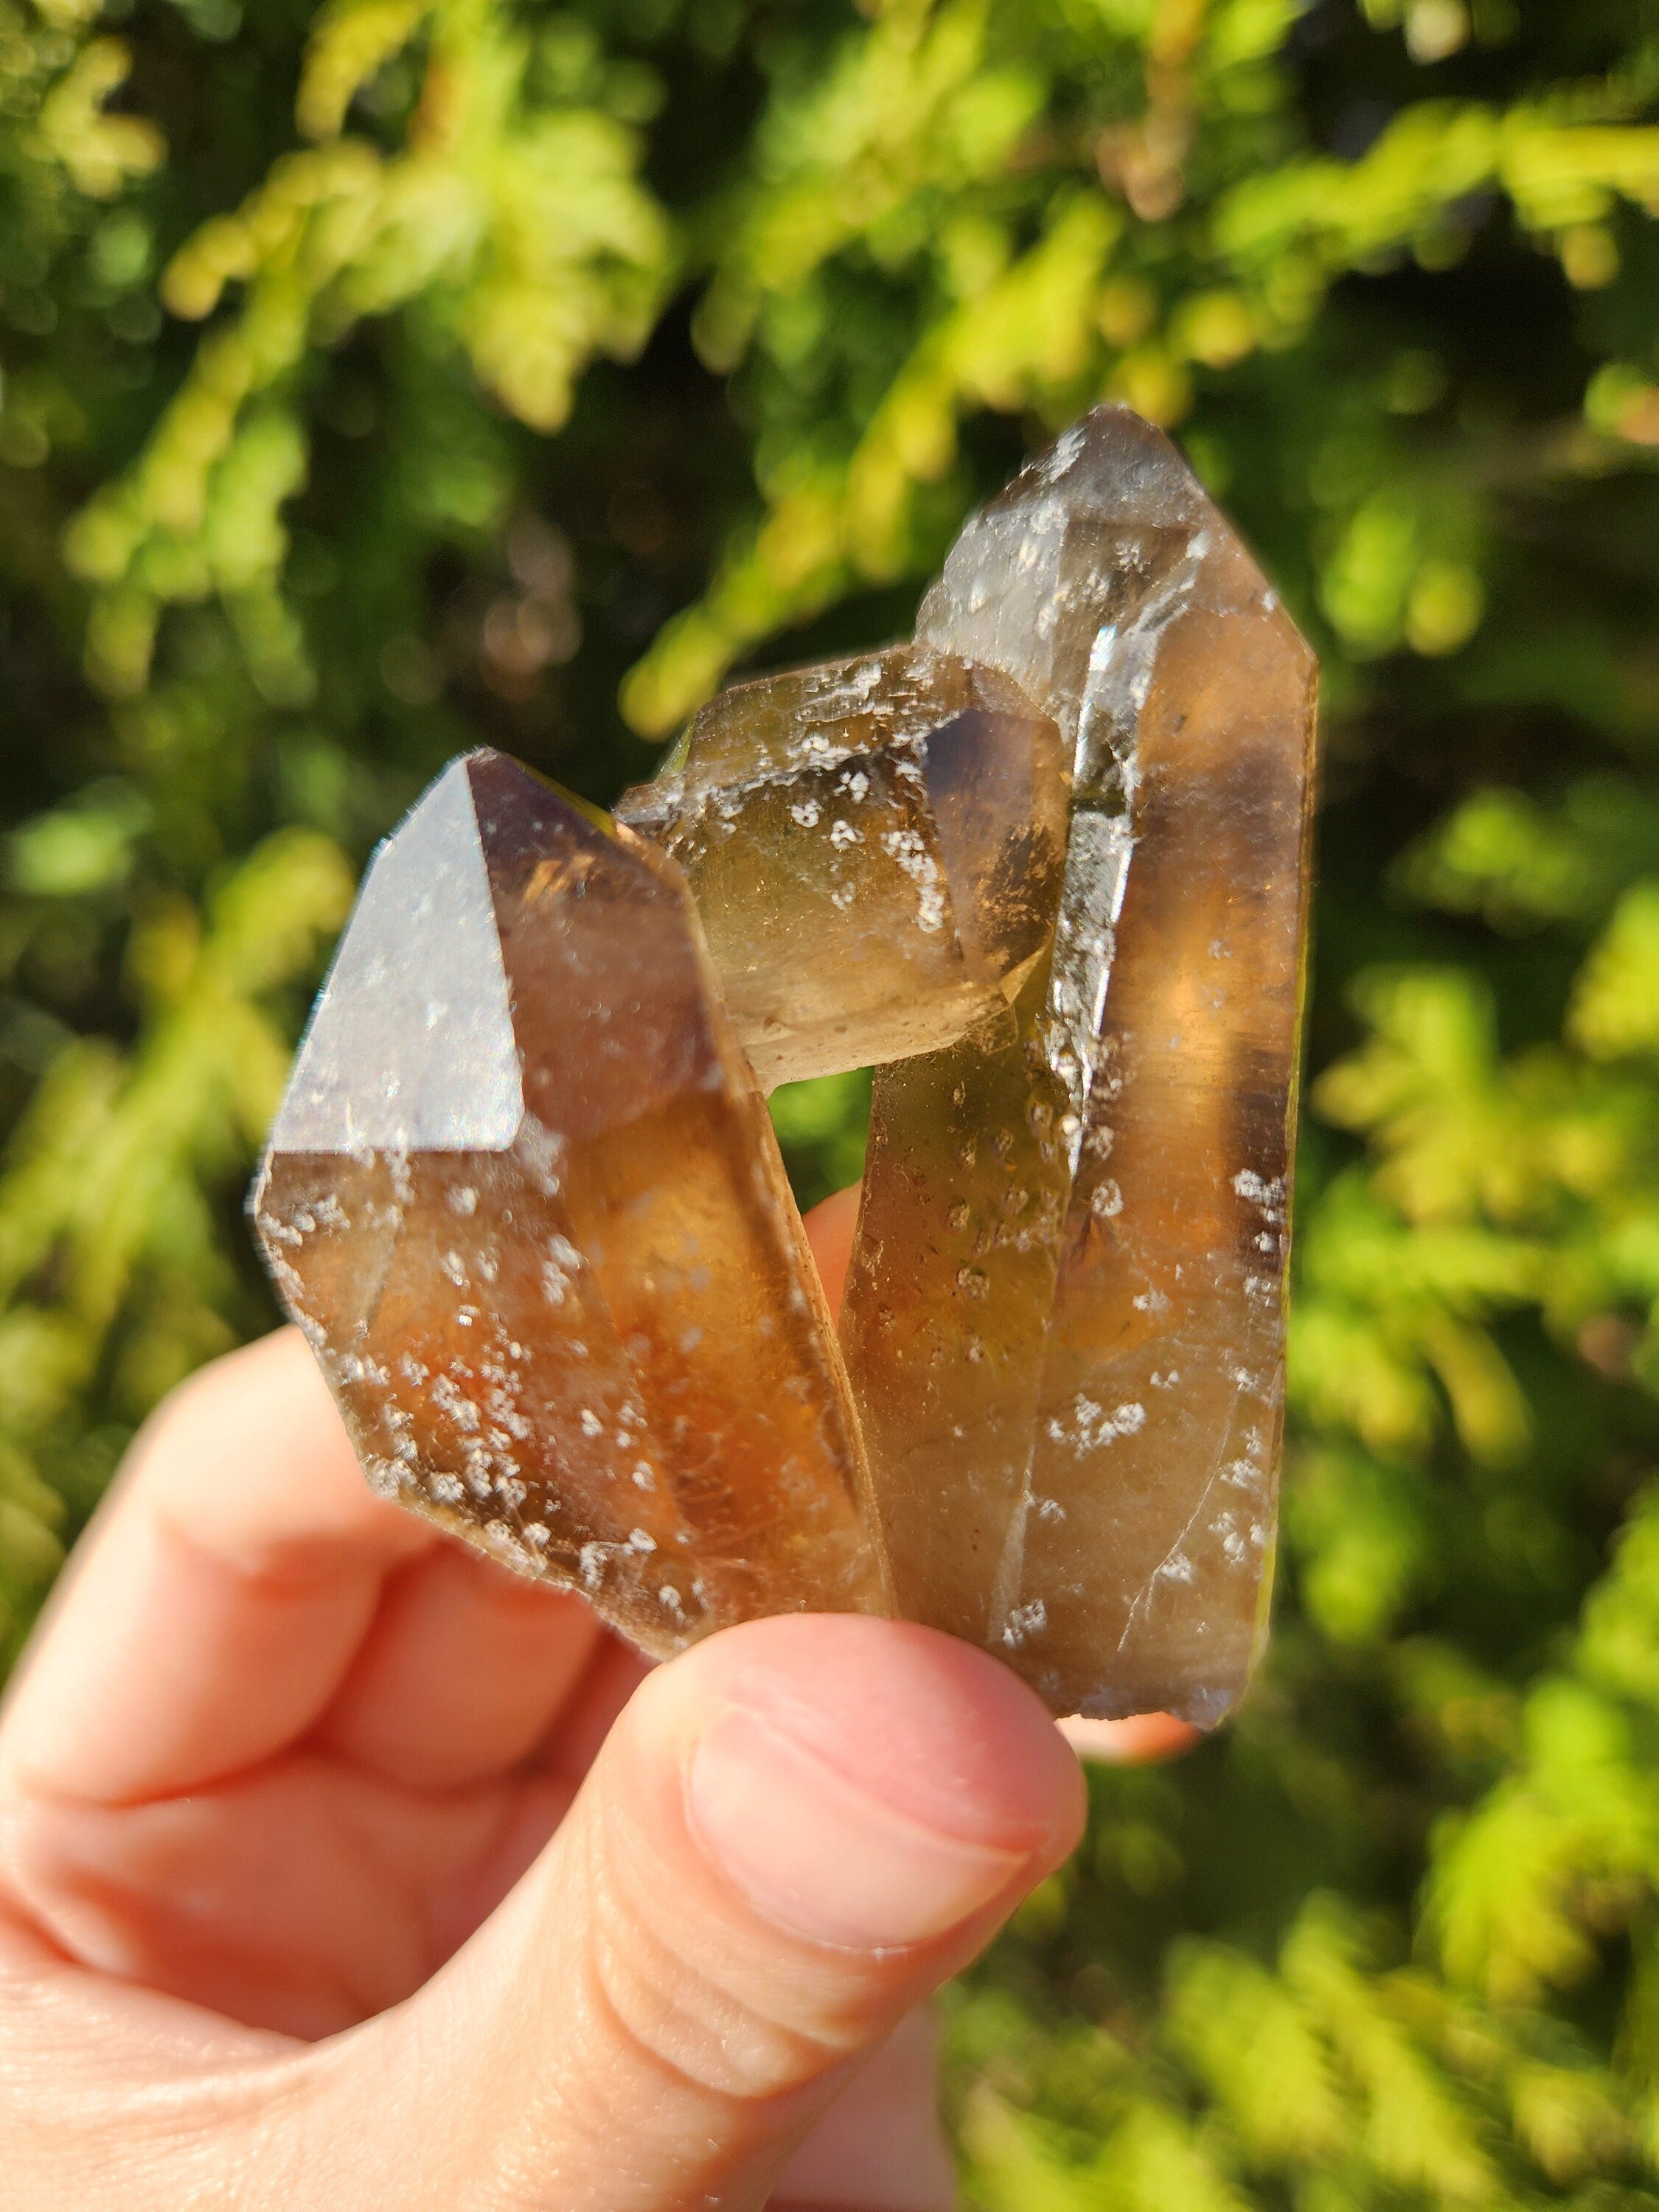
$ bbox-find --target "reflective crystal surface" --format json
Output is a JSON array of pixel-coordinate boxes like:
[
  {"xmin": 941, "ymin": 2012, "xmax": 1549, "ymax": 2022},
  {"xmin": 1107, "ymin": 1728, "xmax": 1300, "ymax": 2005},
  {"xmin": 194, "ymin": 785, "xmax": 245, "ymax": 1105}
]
[
  {"xmin": 843, "ymin": 406, "xmax": 1316, "ymax": 1722},
  {"xmin": 253, "ymin": 750, "xmax": 885, "ymax": 1656},
  {"xmin": 256, "ymin": 404, "xmax": 1315, "ymax": 1717},
  {"xmin": 616, "ymin": 645, "xmax": 1068, "ymax": 1088}
]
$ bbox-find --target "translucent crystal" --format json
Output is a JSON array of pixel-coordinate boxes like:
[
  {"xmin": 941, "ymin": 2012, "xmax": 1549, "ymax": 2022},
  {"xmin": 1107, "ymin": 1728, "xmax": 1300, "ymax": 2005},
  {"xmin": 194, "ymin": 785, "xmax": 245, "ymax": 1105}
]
[
  {"xmin": 257, "ymin": 405, "xmax": 1314, "ymax": 1716},
  {"xmin": 616, "ymin": 644, "xmax": 1068, "ymax": 1088},
  {"xmin": 843, "ymin": 405, "xmax": 1317, "ymax": 1722},
  {"xmin": 253, "ymin": 750, "xmax": 885, "ymax": 1656}
]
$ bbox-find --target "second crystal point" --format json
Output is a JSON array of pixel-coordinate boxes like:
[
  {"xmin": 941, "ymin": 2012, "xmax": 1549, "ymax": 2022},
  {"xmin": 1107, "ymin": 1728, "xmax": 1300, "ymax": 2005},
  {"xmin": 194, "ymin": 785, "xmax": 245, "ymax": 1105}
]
[
  {"xmin": 618, "ymin": 644, "xmax": 1068, "ymax": 1088},
  {"xmin": 846, "ymin": 406, "xmax": 1316, "ymax": 1724}
]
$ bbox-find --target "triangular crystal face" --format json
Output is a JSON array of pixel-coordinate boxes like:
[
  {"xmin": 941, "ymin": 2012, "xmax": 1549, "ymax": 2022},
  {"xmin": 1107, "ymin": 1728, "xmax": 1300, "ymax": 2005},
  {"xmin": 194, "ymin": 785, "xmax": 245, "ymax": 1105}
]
[
  {"xmin": 273, "ymin": 759, "xmax": 522, "ymax": 1156},
  {"xmin": 919, "ymin": 408, "xmax": 1208, "ymax": 796},
  {"xmin": 254, "ymin": 751, "xmax": 884, "ymax": 1655}
]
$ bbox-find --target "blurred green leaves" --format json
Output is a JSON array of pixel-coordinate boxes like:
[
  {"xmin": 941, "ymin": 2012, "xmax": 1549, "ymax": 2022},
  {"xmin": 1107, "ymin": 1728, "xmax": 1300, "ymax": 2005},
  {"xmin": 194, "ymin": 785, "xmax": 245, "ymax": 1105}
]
[{"xmin": 9, "ymin": 0, "xmax": 1659, "ymax": 2202}]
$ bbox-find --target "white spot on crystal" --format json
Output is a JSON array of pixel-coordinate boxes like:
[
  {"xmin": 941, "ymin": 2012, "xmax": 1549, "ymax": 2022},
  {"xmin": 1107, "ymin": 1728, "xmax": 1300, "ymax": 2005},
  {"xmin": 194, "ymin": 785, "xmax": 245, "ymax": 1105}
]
[
  {"xmin": 1233, "ymin": 1168, "xmax": 1287, "ymax": 1222},
  {"xmin": 1067, "ymin": 1395, "xmax": 1148, "ymax": 1450},
  {"xmin": 1001, "ymin": 1600, "xmax": 1047, "ymax": 1649},
  {"xmin": 431, "ymin": 1375, "xmax": 480, "ymax": 1430}
]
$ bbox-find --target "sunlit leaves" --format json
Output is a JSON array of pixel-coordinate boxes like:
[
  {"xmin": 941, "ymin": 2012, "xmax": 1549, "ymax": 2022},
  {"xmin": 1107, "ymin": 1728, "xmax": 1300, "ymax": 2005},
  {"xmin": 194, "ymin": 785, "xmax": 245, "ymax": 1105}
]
[{"xmin": 60, "ymin": 1, "xmax": 671, "ymax": 697}]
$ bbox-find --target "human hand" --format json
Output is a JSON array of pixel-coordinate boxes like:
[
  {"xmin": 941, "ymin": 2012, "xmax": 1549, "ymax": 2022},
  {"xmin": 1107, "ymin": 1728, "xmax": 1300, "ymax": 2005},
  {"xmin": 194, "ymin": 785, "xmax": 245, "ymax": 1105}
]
[{"xmin": 0, "ymin": 1191, "xmax": 1088, "ymax": 2210}]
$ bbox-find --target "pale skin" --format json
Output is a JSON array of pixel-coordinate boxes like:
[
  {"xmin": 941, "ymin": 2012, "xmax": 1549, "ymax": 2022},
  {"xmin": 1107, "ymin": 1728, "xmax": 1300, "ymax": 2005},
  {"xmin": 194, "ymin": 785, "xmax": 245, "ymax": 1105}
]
[{"xmin": 0, "ymin": 1186, "xmax": 1193, "ymax": 2209}]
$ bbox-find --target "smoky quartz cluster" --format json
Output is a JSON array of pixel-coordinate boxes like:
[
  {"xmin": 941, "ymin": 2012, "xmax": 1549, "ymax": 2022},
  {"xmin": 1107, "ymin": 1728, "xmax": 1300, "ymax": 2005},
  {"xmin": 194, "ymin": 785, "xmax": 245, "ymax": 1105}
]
[{"xmin": 254, "ymin": 406, "xmax": 1316, "ymax": 1725}]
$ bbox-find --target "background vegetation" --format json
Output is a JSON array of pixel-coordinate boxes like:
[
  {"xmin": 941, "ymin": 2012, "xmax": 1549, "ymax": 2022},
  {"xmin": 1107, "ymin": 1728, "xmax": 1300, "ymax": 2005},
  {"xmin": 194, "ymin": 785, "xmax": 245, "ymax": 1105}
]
[{"xmin": 5, "ymin": 0, "xmax": 1659, "ymax": 2199}]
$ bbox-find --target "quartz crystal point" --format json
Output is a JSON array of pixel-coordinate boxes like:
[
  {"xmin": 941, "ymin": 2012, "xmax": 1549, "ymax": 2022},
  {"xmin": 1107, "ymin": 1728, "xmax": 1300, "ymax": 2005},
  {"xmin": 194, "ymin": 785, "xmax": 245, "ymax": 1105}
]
[
  {"xmin": 617, "ymin": 646, "xmax": 1068, "ymax": 1089},
  {"xmin": 842, "ymin": 405, "xmax": 1317, "ymax": 1723},
  {"xmin": 252, "ymin": 750, "xmax": 885, "ymax": 1657}
]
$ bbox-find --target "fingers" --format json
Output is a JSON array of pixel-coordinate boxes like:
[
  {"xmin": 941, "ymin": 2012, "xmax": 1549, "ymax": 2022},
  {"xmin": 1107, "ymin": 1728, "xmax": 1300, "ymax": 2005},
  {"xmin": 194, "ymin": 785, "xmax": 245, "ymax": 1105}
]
[
  {"xmin": 0, "ymin": 1331, "xmax": 430, "ymax": 1804},
  {"xmin": 0, "ymin": 1620, "xmax": 1079, "ymax": 2212},
  {"xmin": 1060, "ymin": 1712, "xmax": 1201, "ymax": 1762},
  {"xmin": 318, "ymin": 1615, "xmax": 1083, "ymax": 2211},
  {"xmin": 0, "ymin": 1752, "xmax": 565, "ymax": 2039},
  {"xmin": 0, "ymin": 1330, "xmax": 597, "ymax": 1807},
  {"xmin": 801, "ymin": 1184, "xmax": 863, "ymax": 1327},
  {"xmin": 316, "ymin": 1547, "xmax": 603, "ymax": 1790}
]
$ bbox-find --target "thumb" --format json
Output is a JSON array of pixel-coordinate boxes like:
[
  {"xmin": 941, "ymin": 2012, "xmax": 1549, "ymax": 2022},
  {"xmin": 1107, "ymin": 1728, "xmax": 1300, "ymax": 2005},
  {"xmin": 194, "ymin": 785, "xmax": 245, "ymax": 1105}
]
[{"xmin": 324, "ymin": 1615, "xmax": 1084, "ymax": 2211}]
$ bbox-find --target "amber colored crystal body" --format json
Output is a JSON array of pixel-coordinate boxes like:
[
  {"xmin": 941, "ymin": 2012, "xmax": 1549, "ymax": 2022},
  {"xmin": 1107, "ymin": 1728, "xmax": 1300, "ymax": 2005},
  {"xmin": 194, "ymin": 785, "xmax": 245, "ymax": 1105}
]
[
  {"xmin": 617, "ymin": 644, "xmax": 1068, "ymax": 1089},
  {"xmin": 841, "ymin": 406, "xmax": 1317, "ymax": 1722},
  {"xmin": 257, "ymin": 405, "xmax": 1315, "ymax": 1717},
  {"xmin": 252, "ymin": 750, "xmax": 884, "ymax": 1657}
]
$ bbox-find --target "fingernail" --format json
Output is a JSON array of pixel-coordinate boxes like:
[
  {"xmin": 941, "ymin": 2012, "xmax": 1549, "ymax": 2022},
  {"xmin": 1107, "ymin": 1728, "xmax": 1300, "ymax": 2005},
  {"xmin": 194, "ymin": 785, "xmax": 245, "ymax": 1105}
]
[{"xmin": 686, "ymin": 1705, "xmax": 1028, "ymax": 1950}]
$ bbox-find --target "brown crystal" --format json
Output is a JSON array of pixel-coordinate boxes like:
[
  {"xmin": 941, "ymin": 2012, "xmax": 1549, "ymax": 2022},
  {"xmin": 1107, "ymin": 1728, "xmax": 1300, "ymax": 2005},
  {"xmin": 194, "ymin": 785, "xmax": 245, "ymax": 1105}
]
[
  {"xmin": 617, "ymin": 644, "xmax": 1068, "ymax": 1088},
  {"xmin": 841, "ymin": 406, "xmax": 1316, "ymax": 1722},
  {"xmin": 256, "ymin": 405, "xmax": 1315, "ymax": 1717},
  {"xmin": 252, "ymin": 749, "xmax": 885, "ymax": 1655}
]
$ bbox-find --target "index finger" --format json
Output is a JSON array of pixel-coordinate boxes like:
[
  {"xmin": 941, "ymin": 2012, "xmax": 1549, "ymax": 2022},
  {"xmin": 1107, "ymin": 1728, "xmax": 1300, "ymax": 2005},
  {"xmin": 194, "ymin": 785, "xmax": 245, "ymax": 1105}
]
[{"xmin": 0, "ymin": 1327, "xmax": 439, "ymax": 1806}]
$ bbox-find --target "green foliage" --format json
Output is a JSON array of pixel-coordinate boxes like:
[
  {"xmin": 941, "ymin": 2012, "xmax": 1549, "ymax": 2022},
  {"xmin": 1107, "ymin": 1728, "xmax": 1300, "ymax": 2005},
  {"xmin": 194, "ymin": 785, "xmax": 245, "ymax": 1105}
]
[{"xmin": 8, "ymin": 0, "xmax": 1659, "ymax": 2199}]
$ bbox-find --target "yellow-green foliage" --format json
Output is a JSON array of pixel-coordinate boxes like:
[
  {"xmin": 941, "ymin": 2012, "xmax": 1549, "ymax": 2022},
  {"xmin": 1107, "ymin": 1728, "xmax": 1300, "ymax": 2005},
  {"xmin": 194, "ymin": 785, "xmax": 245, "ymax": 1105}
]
[{"xmin": 7, "ymin": 0, "xmax": 1659, "ymax": 2202}]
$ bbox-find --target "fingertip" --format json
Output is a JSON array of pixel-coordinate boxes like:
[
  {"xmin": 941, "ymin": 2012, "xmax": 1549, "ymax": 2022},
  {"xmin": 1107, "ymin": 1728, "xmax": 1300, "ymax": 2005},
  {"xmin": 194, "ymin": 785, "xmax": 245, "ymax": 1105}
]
[
  {"xmin": 384, "ymin": 1619, "xmax": 1071, "ymax": 2202},
  {"xmin": 1060, "ymin": 1711, "xmax": 1202, "ymax": 1764},
  {"xmin": 801, "ymin": 1184, "xmax": 863, "ymax": 1327},
  {"xmin": 697, "ymin": 1615, "xmax": 1085, "ymax": 1857},
  {"xmin": 647, "ymin": 1615, "xmax": 1085, "ymax": 1951}
]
